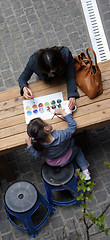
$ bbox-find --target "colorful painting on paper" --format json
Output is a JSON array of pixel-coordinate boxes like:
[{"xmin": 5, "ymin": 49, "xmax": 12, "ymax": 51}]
[{"xmin": 23, "ymin": 92, "xmax": 63, "ymax": 124}]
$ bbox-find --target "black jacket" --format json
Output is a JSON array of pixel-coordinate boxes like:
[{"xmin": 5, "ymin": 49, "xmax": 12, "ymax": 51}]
[{"xmin": 18, "ymin": 46, "xmax": 79, "ymax": 99}]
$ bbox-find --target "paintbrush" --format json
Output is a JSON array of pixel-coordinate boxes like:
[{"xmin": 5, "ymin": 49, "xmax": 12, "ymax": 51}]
[{"xmin": 49, "ymin": 109, "xmax": 66, "ymax": 121}]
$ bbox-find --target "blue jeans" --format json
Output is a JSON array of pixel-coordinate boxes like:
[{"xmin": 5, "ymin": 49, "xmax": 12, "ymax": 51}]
[{"xmin": 61, "ymin": 146, "xmax": 88, "ymax": 171}]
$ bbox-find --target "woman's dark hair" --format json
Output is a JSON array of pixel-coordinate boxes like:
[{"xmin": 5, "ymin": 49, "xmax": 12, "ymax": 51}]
[
  {"xmin": 37, "ymin": 46, "xmax": 66, "ymax": 74},
  {"xmin": 27, "ymin": 118, "xmax": 48, "ymax": 152}
]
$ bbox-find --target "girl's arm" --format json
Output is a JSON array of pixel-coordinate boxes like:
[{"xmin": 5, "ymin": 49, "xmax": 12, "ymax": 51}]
[
  {"xmin": 54, "ymin": 109, "xmax": 77, "ymax": 140},
  {"xmin": 25, "ymin": 135, "xmax": 42, "ymax": 159}
]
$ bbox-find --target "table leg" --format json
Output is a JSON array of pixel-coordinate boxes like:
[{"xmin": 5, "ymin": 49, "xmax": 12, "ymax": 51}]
[{"xmin": 0, "ymin": 155, "xmax": 16, "ymax": 182}]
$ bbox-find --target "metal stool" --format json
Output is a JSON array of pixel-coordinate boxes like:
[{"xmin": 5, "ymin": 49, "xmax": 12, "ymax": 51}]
[
  {"xmin": 41, "ymin": 162, "xmax": 81, "ymax": 206},
  {"xmin": 4, "ymin": 181, "xmax": 55, "ymax": 238}
]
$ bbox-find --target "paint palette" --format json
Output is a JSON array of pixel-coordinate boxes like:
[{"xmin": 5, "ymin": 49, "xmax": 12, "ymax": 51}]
[
  {"xmin": 23, "ymin": 92, "xmax": 64, "ymax": 124},
  {"xmin": 61, "ymin": 100, "xmax": 77, "ymax": 114}
]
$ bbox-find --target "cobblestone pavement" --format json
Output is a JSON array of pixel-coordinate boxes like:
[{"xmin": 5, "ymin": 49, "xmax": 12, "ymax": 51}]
[{"xmin": 0, "ymin": 0, "xmax": 110, "ymax": 239}]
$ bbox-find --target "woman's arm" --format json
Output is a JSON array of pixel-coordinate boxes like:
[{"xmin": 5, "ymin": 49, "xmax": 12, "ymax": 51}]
[
  {"xmin": 18, "ymin": 55, "xmax": 34, "ymax": 96},
  {"xmin": 66, "ymin": 50, "xmax": 79, "ymax": 99},
  {"xmin": 61, "ymin": 47, "xmax": 79, "ymax": 99}
]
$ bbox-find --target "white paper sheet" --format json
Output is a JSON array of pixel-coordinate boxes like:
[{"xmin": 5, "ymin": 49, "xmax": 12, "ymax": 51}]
[{"xmin": 23, "ymin": 92, "xmax": 64, "ymax": 124}]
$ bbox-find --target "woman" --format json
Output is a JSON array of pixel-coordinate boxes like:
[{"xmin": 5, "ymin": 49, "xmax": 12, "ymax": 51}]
[{"xmin": 18, "ymin": 46, "xmax": 79, "ymax": 109}]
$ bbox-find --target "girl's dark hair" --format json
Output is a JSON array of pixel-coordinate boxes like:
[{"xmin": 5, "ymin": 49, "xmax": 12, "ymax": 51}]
[
  {"xmin": 37, "ymin": 46, "xmax": 66, "ymax": 74},
  {"xmin": 27, "ymin": 118, "xmax": 48, "ymax": 152}
]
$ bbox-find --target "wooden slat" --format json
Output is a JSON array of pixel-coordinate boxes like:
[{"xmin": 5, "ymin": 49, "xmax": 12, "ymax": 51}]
[
  {"xmin": 0, "ymin": 123, "xmax": 26, "ymax": 139},
  {"xmin": 98, "ymin": 60, "xmax": 110, "ymax": 72},
  {"xmin": 0, "ymin": 79, "xmax": 109, "ymax": 119},
  {"xmin": 0, "ymin": 114, "xmax": 25, "ymax": 129},
  {"xmin": 74, "ymin": 99, "xmax": 110, "ymax": 118},
  {"xmin": 0, "ymin": 105, "xmax": 24, "ymax": 120},
  {"xmin": 0, "ymin": 84, "xmax": 67, "ymax": 110},
  {"xmin": 0, "ymin": 107, "xmax": 110, "ymax": 153},
  {"xmin": 0, "ymin": 132, "xmax": 26, "ymax": 154},
  {"xmin": 0, "ymin": 88, "xmax": 109, "ymax": 130},
  {"xmin": 52, "ymin": 107, "xmax": 110, "ymax": 131},
  {"xmin": 77, "ymin": 89, "xmax": 110, "ymax": 106},
  {"xmin": 76, "ymin": 108, "xmax": 110, "ymax": 129},
  {"xmin": 1, "ymin": 98, "xmax": 110, "ymax": 138},
  {"xmin": 0, "ymin": 60, "xmax": 110, "ymax": 154},
  {"xmin": 0, "ymin": 87, "xmax": 20, "ymax": 102},
  {"xmin": 101, "ymin": 70, "xmax": 110, "ymax": 81},
  {"xmin": 0, "ymin": 78, "xmax": 65, "ymax": 102},
  {"xmin": 0, "ymin": 60, "xmax": 109, "ymax": 101}
]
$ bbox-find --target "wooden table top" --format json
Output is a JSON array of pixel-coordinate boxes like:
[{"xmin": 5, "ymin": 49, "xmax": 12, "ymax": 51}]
[{"xmin": 0, "ymin": 60, "xmax": 110, "ymax": 155}]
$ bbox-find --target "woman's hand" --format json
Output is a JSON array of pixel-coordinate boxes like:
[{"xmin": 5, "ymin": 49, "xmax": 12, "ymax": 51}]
[
  {"xmin": 68, "ymin": 97, "xmax": 76, "ymax": 110},
  {"xmin": 25, "ymin": 135, "xmax": 32, "ymax": 146},
  {"xmin": 23, "ymin": 87, "xmax": 34, "ymax": 99}
]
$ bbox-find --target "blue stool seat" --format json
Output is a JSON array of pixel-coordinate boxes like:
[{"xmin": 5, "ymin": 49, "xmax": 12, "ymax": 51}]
[
  {"xmin": 4, "ymin": 181, "xmax": 55, "ymax": 238},
  {"xmin": 41, "ymin": 162, "xmax": 81, "ymax": 206}
]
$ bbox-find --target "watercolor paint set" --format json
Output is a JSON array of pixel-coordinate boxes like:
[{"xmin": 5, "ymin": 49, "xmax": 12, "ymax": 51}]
[{"xmin": 23, "ymin": 92, "xmax": 64, "ymax": 124}]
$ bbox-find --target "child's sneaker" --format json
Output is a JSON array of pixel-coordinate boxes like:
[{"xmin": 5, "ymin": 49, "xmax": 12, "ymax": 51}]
[{"xmin": 82, "ymin": 169, "xmax": 91, "ymax": 181}]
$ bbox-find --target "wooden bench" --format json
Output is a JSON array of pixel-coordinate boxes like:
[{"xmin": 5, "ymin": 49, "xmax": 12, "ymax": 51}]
[{"xmin": 0, "ymin": 60, "xmax": 110, "ymax": 181}]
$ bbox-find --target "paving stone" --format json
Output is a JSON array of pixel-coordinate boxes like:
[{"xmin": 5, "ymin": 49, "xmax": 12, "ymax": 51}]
[
  {"xmin": 14, "ymin": 8, "xmax": 24, "ymax": 17},
  {"xmin": 95, "ymin": 190, "xmax": 109, "ymax": 203},
  {"xmin": 61, "ymin": 205, "xmax": 79, "ymax": 219},
  {"xmin": 1, "ymin": 1, "xmax": 11, "ymax": 9},
  {"xmin": 100, "ymin": 0, "xmax": 109, "ymax": 4},
  {"xmin": 0, "ymin": 220, "xmax": 11, "ymax": 234},
  {"xmin": 6, "ymin": 15, "xmax": 17, "ymax": 25},
  {"xmin": 21, "ymin": 0, "xmax": 32, "ymax": 8},
  {"xmin": 102, "ymin": 140, "xmax": 110, "ymax": 152},
  {"xmin": 17, "ymin": 15, "xmax": 27, "ymax": 25},
  {"xmin": 47, "ymin": 38, "xmax": 59, "ymax": 47},
  {"xmin": 11, "ymin": 1, "xmax": 22, "ymax": 10},
  {"xmin": 60, "ymin": 38, "xmax": 71, "ymax": 47},
  {"xmin": 43, "ymin": 23, "xmax": 53, "ymax": 32},
  {"xmin": 24, "ymin": 7, "xmax": 35, "ymax": 16},
  {"xmin": 27, "ymin": 14, "xmax": 38, "ymax": 24},
  {"xmin": 0, "ymin": 61, "xmax": 10, "ymax": 70},
  {"xmin": 1, "ymin": 69, "xmax": 12, "ymax": 79},
  {"xmin": 4, "ymin": 78, "xmax": 16, "ymax": 88},
  {"xmin": 45, "ymin": 31, "xmax": 56, "ymax": 40},
  {"xmin": 1, "ymin": 233, "xmax": 14, "ymax": 240}
]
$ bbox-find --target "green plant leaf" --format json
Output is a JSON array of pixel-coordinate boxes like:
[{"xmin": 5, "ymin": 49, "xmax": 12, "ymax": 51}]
[
  {"xmin": 86, "ymin": 181, "xmax": 92, "ymax": 185},
  {"xmin": 105, "ymin": 228, "xmax": 109, "ymax": 235},
  {"xmin": 104, "ymin": 161, "xmax": 110, "ymax": 168},
  {"xmin": 81, "ymin": 203, "xmax": 87, "ymax": 208},
  {"xmin": 79, "ymin": 217, "xmax": 83, "ymax": 221}
]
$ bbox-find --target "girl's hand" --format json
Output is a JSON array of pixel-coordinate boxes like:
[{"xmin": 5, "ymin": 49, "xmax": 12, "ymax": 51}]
[
  {"xmin": 54, "ymin": 108, "xmax": 67, "ymax": 116},
  {"xmin": 23, "ymin": 87, "xmax": 33, "ymax": 99},
  {"xmin": 68, "ymin": 97, "xmax": 76, "ymax": 110},
  {"xmin": 25, "ymin": 135, "xmax": 32, "ymax": 146}
]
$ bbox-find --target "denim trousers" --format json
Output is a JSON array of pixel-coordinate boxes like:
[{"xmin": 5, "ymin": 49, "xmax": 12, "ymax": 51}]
[{"xmin": 61, "ymin": 146, "xmax": 88, "ymax": 171}]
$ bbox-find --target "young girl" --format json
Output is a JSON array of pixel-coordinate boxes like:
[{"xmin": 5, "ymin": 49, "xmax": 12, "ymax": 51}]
[{"xmin": 25, "ymin": 109, "xmax": 91, "ymax": 180}]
